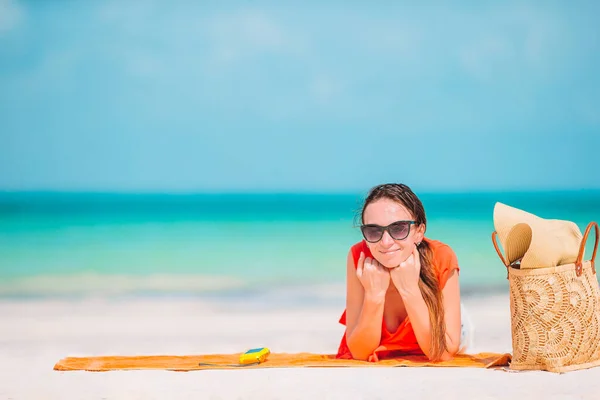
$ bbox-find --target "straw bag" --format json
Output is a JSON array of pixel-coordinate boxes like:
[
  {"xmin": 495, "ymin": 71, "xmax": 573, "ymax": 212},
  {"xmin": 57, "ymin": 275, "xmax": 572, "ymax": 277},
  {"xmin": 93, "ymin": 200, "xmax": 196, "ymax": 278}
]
[{"xmin": 492, "ymin": 218, "xmax": 600, "ymax": 373}]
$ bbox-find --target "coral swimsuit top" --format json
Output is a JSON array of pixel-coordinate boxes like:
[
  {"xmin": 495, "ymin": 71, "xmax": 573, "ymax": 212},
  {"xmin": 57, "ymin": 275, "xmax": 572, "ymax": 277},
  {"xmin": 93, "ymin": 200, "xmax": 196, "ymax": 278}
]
[{"xmin": 336, "ymin": 237, "xmax": 460, "ymax": 362}]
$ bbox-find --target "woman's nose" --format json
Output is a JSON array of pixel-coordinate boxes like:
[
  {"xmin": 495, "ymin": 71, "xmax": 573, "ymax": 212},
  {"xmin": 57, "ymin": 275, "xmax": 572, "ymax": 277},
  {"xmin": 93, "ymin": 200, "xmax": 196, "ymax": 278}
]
[{"xmin": 380, "ymin": 230, "xmax": 394, "ymax": 246}]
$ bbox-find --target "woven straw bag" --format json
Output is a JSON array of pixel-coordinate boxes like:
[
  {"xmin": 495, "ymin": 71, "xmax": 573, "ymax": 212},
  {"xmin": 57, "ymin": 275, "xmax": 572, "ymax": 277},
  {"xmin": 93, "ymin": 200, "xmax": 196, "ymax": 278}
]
[{"xmin": 492, "ymin": 222, "xmax": 600, "ymax": 373}]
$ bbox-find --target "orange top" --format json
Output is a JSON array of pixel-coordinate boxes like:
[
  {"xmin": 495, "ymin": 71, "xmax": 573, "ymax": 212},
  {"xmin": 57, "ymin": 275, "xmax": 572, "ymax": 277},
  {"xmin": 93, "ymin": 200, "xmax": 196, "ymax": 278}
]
[{"xmin": 336, "ymin": 237, "xmax": 460, "ymax": 362}]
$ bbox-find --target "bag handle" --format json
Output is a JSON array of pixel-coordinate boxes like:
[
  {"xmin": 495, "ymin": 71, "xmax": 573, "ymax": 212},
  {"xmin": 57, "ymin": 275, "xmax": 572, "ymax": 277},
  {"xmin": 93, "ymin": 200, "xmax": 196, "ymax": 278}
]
[
  {"xmin": 575, "ymin": 222, "xmax": 599, "ymax": 277},
  {"xmin": 491, "ymin": 231, "xmax": 510, "ymax": 279}
]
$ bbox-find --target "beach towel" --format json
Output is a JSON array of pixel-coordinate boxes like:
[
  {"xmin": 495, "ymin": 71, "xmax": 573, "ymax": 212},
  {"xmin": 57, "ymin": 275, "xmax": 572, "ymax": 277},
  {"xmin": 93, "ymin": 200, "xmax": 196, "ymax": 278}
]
[{"xmin": 54, "ymin": 352, "xmax": 511, "ymax": 371}]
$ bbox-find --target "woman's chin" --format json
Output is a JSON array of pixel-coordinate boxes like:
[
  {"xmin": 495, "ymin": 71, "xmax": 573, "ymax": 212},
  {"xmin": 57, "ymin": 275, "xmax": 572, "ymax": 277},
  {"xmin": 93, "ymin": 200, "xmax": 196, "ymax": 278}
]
[
  {"xmin": 377, "ymin": 255, "xmax": 401, "ymax": 269},
  {"xmin": 378, "ymin": 252, "xmax": 410, "ymax": 268}
]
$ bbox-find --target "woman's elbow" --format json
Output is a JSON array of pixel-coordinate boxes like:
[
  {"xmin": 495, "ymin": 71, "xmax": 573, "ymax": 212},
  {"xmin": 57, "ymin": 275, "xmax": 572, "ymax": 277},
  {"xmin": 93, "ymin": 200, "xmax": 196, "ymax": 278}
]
[
  {"xmin": 450, "ymin": 340, "xmax": 461, "ymax": 353},
  {"xmin": 425, "ymin": 343, "xmax": 460, "ymax": 362},
  {"xmin": 439, "ymin": 342, "xmax": 460, "ymax": 361},
  {"xmin": 347, "ymin": 343, "xmax": 373, "ymax": 361},
  {"xmin": 346, "ymin": 337, "xmax": 376, "ymax": 361},
  {"xmin": 349, "ymin": 351, "xmax": 370, "ymax": 361}
]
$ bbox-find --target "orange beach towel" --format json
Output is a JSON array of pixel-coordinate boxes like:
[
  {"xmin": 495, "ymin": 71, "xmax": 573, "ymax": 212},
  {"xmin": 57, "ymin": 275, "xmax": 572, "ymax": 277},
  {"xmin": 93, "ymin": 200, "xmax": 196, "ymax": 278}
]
[{"xmin": 54, "ymin": 352, "xmax": 511, "ymax": 372}]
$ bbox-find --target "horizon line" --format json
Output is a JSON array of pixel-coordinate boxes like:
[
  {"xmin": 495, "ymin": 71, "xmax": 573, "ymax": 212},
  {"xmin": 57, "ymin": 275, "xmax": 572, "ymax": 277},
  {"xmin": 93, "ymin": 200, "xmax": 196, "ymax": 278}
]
[{"xmin": 1, "ymin": 188, "xmax": 600, "ymax": 196}]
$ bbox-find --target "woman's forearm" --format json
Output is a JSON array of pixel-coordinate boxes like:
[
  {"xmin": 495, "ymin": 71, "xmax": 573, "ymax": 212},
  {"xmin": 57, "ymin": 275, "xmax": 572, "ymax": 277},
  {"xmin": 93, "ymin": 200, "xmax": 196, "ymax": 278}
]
[
  {"xmin": 401, "ymin": 289, "xmax": 434, "ymax": 357},
  {"xmin": 346, "ymin": 295, "xmax": 385, "ymax": 360},
  {"xmin": 401, "ymin": 289, "xmax": 459, "ymax": 360}
]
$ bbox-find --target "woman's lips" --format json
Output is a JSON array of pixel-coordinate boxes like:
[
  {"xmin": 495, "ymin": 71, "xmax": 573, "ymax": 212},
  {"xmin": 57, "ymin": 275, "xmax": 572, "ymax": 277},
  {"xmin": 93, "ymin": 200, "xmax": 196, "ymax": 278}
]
[{"xmin": 380, "ymin": 249, "xmax": 400, "ymax": 255}]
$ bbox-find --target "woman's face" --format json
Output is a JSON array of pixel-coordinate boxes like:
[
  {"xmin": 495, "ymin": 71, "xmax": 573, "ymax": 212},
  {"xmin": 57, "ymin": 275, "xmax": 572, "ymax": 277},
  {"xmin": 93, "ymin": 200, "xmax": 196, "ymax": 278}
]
[{"xmin": 361, "ymin": 198, "xmax": 425, "ymax": 268}]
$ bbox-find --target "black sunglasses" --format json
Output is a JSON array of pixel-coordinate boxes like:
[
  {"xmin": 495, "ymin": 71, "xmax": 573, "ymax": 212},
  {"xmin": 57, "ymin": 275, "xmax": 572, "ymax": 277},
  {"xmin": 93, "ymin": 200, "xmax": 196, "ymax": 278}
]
[{"xmin": 360, "ymin": 220, "xmax": 416, "ymax": 243}]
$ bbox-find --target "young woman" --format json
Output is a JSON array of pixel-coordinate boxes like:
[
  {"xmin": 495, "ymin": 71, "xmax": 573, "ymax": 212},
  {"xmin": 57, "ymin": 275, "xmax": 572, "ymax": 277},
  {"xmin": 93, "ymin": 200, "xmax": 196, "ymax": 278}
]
[{"xmin": 337, "ymin": 183, "xmax": 463, "ymax": 362}]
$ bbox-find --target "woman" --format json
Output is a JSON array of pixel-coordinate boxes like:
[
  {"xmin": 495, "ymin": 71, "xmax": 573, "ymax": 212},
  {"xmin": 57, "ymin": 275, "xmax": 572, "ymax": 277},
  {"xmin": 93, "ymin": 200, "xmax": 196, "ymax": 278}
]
[{"xmin": 336, "ymin": 183, "xmax": 463, "ymax": 362}]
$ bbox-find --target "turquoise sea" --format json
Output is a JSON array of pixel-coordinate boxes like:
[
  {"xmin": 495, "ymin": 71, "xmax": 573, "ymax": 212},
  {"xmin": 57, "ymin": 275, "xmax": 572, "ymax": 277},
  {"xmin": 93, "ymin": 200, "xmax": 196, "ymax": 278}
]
[{"xmin": 0, "ymin": 191, "xmax": 598, "ymax": 298}]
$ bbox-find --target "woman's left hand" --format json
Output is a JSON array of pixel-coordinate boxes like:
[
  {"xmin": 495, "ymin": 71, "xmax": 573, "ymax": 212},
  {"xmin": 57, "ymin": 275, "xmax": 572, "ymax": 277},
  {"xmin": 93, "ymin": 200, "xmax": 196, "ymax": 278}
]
[{"xmin": 390, "ymin": 245, "xmax": 422, "ymax": 296}]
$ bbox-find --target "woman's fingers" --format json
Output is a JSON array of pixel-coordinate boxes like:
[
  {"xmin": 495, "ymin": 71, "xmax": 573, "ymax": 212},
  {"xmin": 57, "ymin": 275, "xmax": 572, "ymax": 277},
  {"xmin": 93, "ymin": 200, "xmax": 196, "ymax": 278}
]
[
  {"xmin": 412, "ymin": 244, "xmax": 421, "ymax": 269},
  {"xmin": 356, "ymin": 252, "xmax": 365, "ymax": 279}
]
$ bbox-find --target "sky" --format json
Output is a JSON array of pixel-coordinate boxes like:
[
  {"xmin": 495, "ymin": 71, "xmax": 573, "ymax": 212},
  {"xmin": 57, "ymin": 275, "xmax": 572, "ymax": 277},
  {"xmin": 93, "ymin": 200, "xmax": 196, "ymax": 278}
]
[{"xmin": 0, "ymin": 0, "xmax": 599, "ymax": 193}]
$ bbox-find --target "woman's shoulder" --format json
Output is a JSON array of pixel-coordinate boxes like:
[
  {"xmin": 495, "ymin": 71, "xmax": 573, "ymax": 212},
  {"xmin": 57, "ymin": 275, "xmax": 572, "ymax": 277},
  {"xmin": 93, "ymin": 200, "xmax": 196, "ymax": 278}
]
[
  {"xmin": 350, "ymin": 240, "xmax": 368, "ymax": 253},
  {"xmin": 425, "ymin": 238, "xmax": 457, "ymax": 258},
  {"xmin": 348, "ymin": 240, "xmax": 371, "ymax": 267},
  {"xmin": 424, "ymin": 238, "xmax": 460, "ymax": 287}
]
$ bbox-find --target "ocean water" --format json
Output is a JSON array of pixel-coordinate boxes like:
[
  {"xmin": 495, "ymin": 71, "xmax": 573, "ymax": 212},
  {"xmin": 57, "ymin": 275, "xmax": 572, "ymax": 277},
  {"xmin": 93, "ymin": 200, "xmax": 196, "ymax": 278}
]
[{"xmin": 0, "ymin": 191, "xmax": 598, "ymax": 298}]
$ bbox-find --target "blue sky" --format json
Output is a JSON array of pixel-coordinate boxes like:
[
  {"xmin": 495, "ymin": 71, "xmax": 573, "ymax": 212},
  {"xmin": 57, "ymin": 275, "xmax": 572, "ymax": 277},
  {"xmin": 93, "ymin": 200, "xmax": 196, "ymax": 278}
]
[{"xmin": 1, "ymin": 0, "xmax": 599, "ymax": 192}]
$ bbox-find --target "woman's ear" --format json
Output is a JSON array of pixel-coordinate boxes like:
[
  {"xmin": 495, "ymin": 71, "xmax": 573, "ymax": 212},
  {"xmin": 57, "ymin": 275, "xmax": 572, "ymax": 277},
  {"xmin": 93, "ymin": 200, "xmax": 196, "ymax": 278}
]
[{"xmin": 415, "ymin": 224, "xmax": 425, "ymax": 243}]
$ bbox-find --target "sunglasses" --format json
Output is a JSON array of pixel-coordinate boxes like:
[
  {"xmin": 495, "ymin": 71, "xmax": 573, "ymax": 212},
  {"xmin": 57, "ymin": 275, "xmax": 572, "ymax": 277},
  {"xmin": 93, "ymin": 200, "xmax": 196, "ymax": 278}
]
[{"xmin": 360, "ymin": 220, "xmax": 416, "ymax": 243}]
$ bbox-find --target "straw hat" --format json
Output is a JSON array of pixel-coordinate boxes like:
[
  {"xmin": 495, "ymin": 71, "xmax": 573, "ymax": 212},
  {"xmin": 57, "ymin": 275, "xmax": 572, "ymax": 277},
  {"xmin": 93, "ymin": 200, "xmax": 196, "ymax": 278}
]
[{"xmin": 493, "ymin": 202, "xmax": 583, "ymax": 269}]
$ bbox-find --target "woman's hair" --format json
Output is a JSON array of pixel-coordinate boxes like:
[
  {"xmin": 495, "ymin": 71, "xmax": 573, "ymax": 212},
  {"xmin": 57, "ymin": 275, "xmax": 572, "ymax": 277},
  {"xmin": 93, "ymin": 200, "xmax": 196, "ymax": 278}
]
[{"xmin": 359, "ymin": 183, "xmax": 447, "ymax": 360}]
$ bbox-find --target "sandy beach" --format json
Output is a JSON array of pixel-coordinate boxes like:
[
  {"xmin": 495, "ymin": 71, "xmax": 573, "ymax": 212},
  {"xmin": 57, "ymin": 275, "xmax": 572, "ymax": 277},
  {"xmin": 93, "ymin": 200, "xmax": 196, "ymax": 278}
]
[{"xmin": 1, "ymin": 290, "xmax": 599, "ymax": 400}]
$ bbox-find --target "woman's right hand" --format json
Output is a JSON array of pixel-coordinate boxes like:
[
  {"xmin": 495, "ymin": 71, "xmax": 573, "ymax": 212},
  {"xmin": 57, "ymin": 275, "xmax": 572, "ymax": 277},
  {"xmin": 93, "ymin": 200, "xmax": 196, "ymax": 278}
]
[{"xmin": 356, "ymin": 252, "xmax": 390, "ymax": 300}]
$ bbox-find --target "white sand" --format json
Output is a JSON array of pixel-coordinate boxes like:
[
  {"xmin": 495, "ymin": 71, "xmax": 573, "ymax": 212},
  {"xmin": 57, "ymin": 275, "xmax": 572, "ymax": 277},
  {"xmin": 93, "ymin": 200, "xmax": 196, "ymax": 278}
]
[{"xmin": 1, "ymin": 292, "xmax": 599, "ymax": 399}]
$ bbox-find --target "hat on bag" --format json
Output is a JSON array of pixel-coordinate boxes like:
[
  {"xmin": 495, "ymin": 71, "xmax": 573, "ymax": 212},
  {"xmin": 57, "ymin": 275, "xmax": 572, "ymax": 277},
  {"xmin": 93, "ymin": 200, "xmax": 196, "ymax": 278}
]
[{"xmin": 493, "ymin": 202, "xmax": 583, "ymax": 269}]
